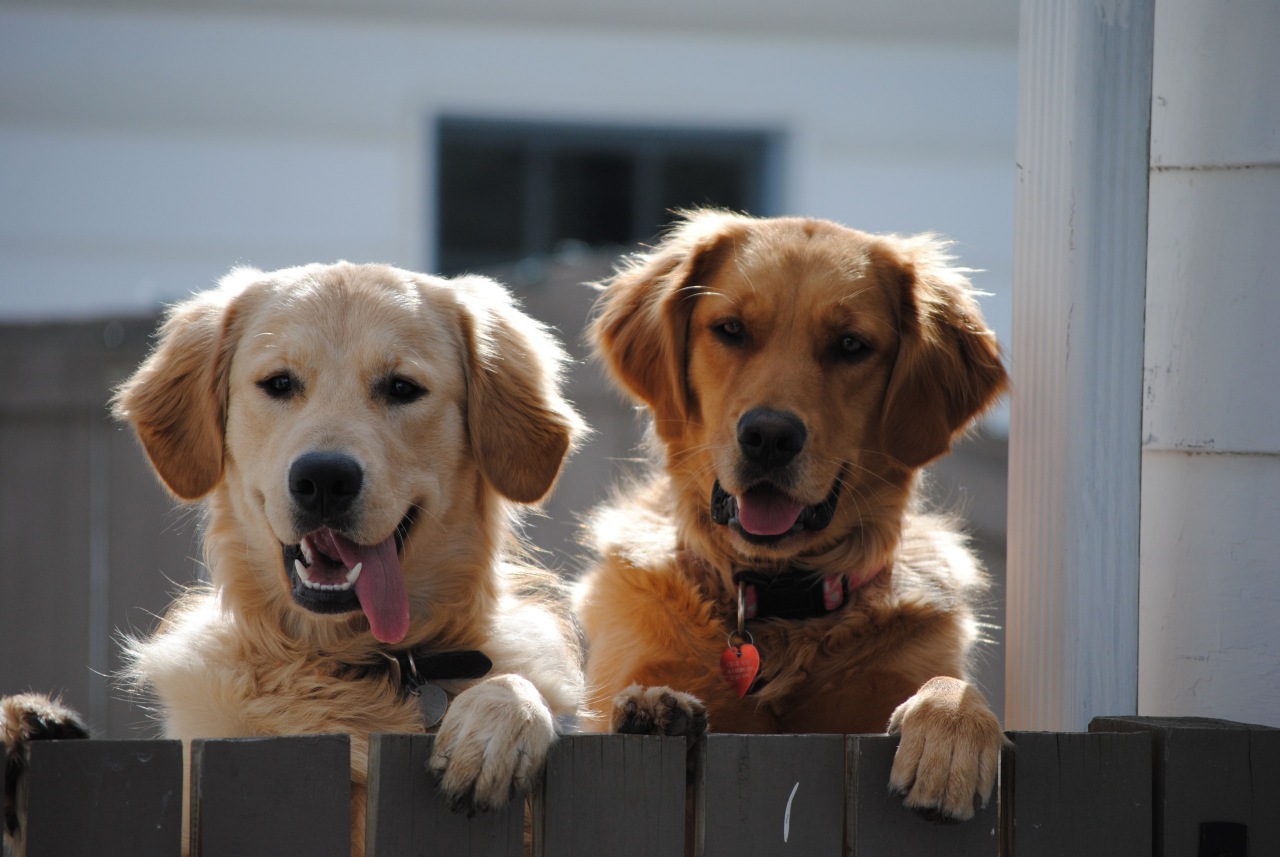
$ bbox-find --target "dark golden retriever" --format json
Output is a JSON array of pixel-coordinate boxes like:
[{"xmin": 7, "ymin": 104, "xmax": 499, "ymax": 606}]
[
  {"xmin": 3, "ymin": 262, "xmax": 585, "ymax": 855},
  {"xmin": 574, "ymin": 210, "xmax": 1008, "ymax": 820}
]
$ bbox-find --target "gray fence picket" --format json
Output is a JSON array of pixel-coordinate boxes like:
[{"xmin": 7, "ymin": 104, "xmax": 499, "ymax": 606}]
[
  {"xmin": 844, "ymin": 734, "xmax": 997, "ymax": 857},
  {"xmin": 366, "ymin": 732, "xmax": 524, "ymax": 857},
  {"xmin": 535, "ymin": 733, "xmax": 686, "ymax": 857},
  {"xmin": 1090, "ymin": 716, "xmax": 1280, "ymax": 857},
  {"xmin": 696, "ymin": 733, "xmax": 844, "ymax": 857},
  {"xmin": 1002, "ymin": 731, "xmax": 1152, "ymax": 856},
  {"xmin": 190, "ymin": 735, "xmax": 350, "ymax": 857},
  {"xmin": 22, "ymin": 739, "xmax": 182, "ymax": 857},
  {"xmin": 14, "ymin": 723, "xmax": 1278, "ymax": 856}
]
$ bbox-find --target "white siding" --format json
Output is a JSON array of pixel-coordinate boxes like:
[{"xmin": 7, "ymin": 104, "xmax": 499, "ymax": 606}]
[
  {"xmin": 1139, "ymin": 0, "xmax": 1280, "ymax": 727},
  {"xmin": 0, "ymin": 5, "xmax": 1016, "ymax": 341},
  {"xmin": 1139, "ymin": 453, "xmax": 1280, "ymax": 723}
]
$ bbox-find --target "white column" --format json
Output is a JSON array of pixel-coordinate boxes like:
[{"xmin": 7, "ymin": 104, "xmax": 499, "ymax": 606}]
[{"xmin": 1005, "ymin": 0, "xmax": 1154, "ymax": 731}]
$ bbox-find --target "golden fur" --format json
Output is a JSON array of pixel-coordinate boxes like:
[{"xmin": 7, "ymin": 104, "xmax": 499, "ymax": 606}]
[
  {"xmin": 573, "ymin": 210, "xmax": 1008, "ymax": 820},
  {"xmin": 108, "ymin": 262, "xmax": 585, "ymax": 853}
]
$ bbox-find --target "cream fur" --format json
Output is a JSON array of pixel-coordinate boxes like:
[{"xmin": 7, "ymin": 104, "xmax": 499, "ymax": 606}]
[{"xmin": 108, "ymin": 261, "xmax": 585, "ymax": 854}]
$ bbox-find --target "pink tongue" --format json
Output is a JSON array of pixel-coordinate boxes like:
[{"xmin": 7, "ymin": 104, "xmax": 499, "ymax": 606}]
[
  {"xmin": 327, "ymin": 530, "xmax": 410, "ymax": 644},
  {"xmin": 737, "ymin": 486, "xmax": 805, "ymax": 536}
]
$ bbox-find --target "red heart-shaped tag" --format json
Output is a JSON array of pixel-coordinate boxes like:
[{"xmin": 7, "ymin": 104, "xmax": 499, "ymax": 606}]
[{"xmin": 720, "ymin": 643, "xmax": 761, "ymax": 697}]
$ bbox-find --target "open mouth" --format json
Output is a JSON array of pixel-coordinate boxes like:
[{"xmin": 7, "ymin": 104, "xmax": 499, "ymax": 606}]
[
  {"xmin": 710, "ymin": 479, "xmax": 840, "ymax": 545},
  {"xmin": 281, "ymin": 508, "xmax": 417, "ymax": 644}
]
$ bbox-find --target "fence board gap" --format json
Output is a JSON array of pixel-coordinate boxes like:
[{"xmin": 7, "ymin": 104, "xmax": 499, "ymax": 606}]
[
  {"xmin": 191, "ymin": 735, "xmax": 350, "ymax": 857},
  {"xmin": 1090, "ymin": 716, "xmax": 1280, "ymax": 857},
  {"xmin": 22, "ymin": 739, "xmax": 182, "ymax": 857},
  {"xmin": 366, "ymin": 733, "xmax": 524, "ymax": 857},
  {"xmin": 696, "ymin": 733, "xmax": 844, "ymax": 857},
  {"xmin": 1001, "ymin": 731, "xmax": 1151, "ymax": 856},
  {"xmin": 844, "ymin": 734, "xmax": 997, "ymax": 857},
  {"xmin": 534, "ymin": 733, "xmax": 686, "ymax": 857}
]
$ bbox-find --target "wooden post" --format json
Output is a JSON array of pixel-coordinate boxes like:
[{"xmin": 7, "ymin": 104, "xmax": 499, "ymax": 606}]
[
  {"xmin": 1090, "ymin": 716, "xmax": 1280, "ymax": 857},
  {"xmin": 696, "ymin": 734, "xmax": 845, "ymax": 857},
  {"xmin": 190, "ymin": 735, "xmax": 350, "ymax": 857},
  {"xmin": 366, "ymin": 733, "xmax": 524, "ymax": 857},
  {"xmin": 22, "ymin": 739, "xmax": 183, "ymax": 857},
  {"xmin": 1002, "ymin": 731, "xmax": 1152, "ymax": 856},
  {"xmin": 845, "ymin": 735, "xmax": 997, "ymax": 857},
  {"xmin": 534, "ymin": 733, "xmax": 686, "ymax": 857}
]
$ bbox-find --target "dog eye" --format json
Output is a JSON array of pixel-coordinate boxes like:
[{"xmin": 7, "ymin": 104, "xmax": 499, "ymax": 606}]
[
  {"xmin": 836, "ymin": 334, "xmax": 871, "ymax": 361},
  {"xmin": 712, "ymin": 318, "xmax": 747, "ymax": 345},
  {"xmin": 382, "ymin": 376, "xmax": 427, "ymax": 404},
  {"xmin": 257, "ymin": 373, "xmax": 297, "ymax": 399}
]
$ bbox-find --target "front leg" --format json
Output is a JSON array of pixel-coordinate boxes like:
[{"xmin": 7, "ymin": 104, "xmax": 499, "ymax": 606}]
[
  {"xmin": 428, "ymin": 674, "xmax": 556, "ymax": 815},
  {"xmin": 886, "ymin": 676, "xmax": 1003, "ymax": 822}
]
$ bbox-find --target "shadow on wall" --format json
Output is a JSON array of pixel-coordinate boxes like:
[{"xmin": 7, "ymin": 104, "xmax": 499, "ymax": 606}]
[{"xmin": 0, "ymin": 249, "xmax": 1008, "ymax": 735}]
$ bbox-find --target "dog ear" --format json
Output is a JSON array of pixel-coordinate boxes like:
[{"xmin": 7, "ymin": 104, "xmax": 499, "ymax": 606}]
[
  {"xmin": 452, "ymin": 275, "xmax": 585, "ymax": 504},
  {"xmin": 876, "ymin": 236, "xmax": 1008, "ymax": 469},
  {"xmin": 590, "ymin": 210, "xmax": 744, "ymax": 440},
  {"xmin": 111, "ymin": 269, "xmax": 264, "ymax": 500}
]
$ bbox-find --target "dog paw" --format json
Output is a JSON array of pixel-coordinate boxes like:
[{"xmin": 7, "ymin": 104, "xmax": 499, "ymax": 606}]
[
  {"xmin": 427, "ymin": 674, "xmax": 555, "ymax": 816},
  {"xmin": 885, "ymin": 676, "xmax": 1002, "ymax": 822},
  {"xmin": 3, "ymin": 693, "xmax": 90, "ymax": 840},
  {"xmin": 2, "ymin": 693, "xmax": 90, "ymax": 748},
  {"xmin": 610, "ymin": 685, "xmax": 708, "ymax": 738}
]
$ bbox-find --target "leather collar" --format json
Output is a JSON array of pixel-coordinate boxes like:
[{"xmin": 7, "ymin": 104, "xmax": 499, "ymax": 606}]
[
  {"xmin": 732, "ymin": 566, "xmax": 884, "ymax": 622},
  {"xmin": 341, "ymin": 647, "xmax": 492, "ymax": 698}
]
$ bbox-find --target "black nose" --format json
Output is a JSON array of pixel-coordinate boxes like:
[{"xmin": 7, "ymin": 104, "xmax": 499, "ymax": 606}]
[
  {"xmin": 288, "ymin": 452, "xmax": 364, "ymax": 520},
  {"xmin": 737, "ymin": 408, "xmax": 807, "ymax": 468}
]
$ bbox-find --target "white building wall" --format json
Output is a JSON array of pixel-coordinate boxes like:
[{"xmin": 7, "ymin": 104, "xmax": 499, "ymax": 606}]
[
  {"xmin": 1139, "ymin": 0, "xmax": 1280, "ymax": 726},
  {"xmin": 0, "ymin": 5, "xmax": 1016, "ymax": 348}
]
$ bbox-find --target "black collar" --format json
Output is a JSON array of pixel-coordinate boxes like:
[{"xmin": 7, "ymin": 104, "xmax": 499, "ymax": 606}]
[
  {"xmin": 341, "ymin": 647, "xmax": 492, "ymax": 697},
  {"xmin": 732, "ymin": 568, "xmax": 852, "ymax": 621}
]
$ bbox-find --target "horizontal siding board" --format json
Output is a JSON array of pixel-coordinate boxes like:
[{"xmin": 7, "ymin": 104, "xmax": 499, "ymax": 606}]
[
  {"xmin": 1143, "ymin": 167, "xmax": 1280, "ymax": 454},
  {"xmin": 1137, "ymin": 453, "xmax": 1280, "ymax": 727},
  {"xmin": 1150, "ymin": 0, "xmax": 1280, "ymax": 168}
]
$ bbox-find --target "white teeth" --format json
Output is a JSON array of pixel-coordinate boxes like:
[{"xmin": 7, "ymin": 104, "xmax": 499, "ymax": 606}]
[{"xmin": 294, "ymin": 556, "xmax": 358, "ymax": 592}]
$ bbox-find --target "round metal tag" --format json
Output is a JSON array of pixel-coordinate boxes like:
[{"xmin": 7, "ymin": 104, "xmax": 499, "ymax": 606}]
[{"xmin": 417, "ymin": 682, "xmax": 449, "ymax": 728}]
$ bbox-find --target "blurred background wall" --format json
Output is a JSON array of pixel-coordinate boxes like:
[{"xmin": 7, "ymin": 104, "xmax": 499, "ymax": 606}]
[{"xmin": 0, "ymin": 0, "xmax": 1017, "ymax": 737}]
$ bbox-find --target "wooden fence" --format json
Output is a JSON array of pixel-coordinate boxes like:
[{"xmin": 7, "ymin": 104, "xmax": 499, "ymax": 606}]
[{"xmin": 10, "ymin": 716, "xmax": 1277, "ymax": 857}]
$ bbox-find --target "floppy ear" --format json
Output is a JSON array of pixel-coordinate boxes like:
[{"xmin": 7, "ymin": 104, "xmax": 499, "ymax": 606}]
[
  {"xmin": 111, "ymin": 269, "xmax": 264, "ymax": 500},
  {"xmin": 452, "ymin": 275, "xmax": 585, "ymax": 504},
  {"xmin": 590, "ymin": 210, "xmax": 744, "ymax": 441},
  {"xmin": 876, "ymin": 236, "xmax": 1008, "ymax": 468}
]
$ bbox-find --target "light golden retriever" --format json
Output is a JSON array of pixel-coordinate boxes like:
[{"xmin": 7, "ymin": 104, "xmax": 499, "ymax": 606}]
[
  {"xmin": 573, "ymin": 210, "xmax": 1009, "ymax": 821},
  {"xmin": 3, "ymin": 262, "xmax": 585, "ymax": 854}
]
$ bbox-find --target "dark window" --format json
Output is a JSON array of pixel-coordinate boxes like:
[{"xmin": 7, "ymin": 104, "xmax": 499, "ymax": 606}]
[{"xmin": 435, "ymin": 119, "xmax": 778, "ymax": 275}]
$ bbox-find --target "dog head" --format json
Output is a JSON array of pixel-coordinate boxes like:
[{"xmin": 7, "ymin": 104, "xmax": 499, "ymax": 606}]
[
  {"xmin": 592, "ymin": 210, "xmax": 1006, "ymax": 568},
  {"xmin": 114, "ymin": 262, "xmax": 583, "ymax": 644}
]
